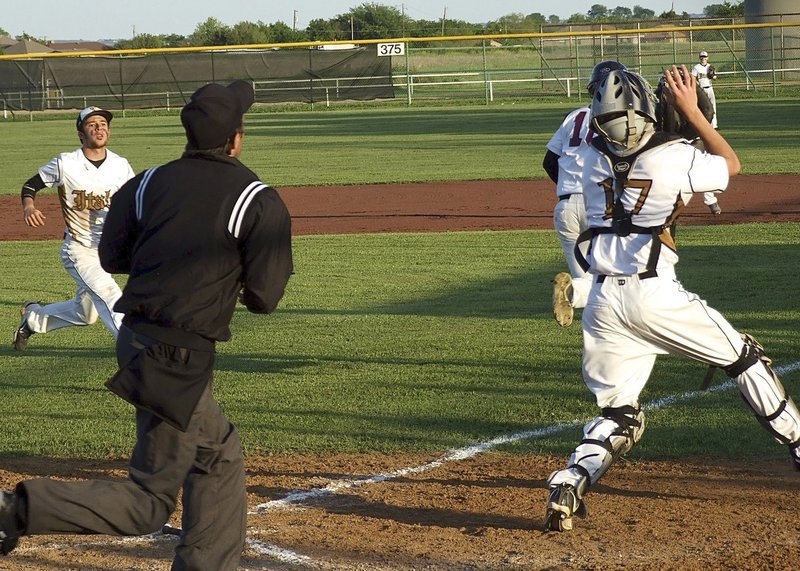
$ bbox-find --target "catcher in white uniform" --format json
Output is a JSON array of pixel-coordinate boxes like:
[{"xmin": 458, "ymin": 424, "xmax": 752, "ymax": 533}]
[
  {"xmin": 13, "ymin": 107, "xmax": 135, "ymax": 351},
  {"xmin": 543, "ymin": 65, "xmax": 800, "ymax": 532},
  {"xmin": 543, "ymin": 61, "xmax": 626, "ymax": 327}
]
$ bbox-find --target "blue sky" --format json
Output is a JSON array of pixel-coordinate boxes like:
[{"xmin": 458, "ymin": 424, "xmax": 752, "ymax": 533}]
[{"xmin": 5, "ymin": 1, "xmax": 713, "ymax": 42}]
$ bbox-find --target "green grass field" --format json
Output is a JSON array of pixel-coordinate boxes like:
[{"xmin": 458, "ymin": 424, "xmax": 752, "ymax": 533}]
[
  {"xmin": 1, "ymin": 98, "xmax": 799, "ymax": 194},
  {"xmin": 0, "ymin": 101, "xmax": 798, "ymax": 467},
  {"xmin": 1, "ymin": 225, "xmax": 798, "ymax": 463}
]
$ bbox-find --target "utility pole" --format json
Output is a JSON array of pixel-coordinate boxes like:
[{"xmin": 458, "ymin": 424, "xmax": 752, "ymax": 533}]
[
  {"xmin": 441, "ymin": 7, "xmax": 446, "ymax": 36},
  {"xmin": 351, "ymin": 17, "xmax": 355, "ymax": 40},
  {"xmin": 402, "ymin": 3, "xmax": 405, "ymax": 37},
  {"xmin": 293, "ymin": 10, "xmax": 298, "ymax": 32}
]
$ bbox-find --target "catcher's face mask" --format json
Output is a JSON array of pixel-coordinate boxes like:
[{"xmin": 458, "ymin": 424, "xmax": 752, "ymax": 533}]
[{"xmin": 591, "ymin": 70, "xmax": 657, "ymax": 156}]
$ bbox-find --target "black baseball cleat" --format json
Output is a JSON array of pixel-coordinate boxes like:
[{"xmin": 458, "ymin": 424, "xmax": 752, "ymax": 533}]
[
  {"xmin": 543, "ymin": 484, "xmax": 587, "ymax": 532},
  {"xmin": 0, "ymin": 491, "xmax": 20, "ymax": 555},
  {"xmin": 12, "ymin": 301, "xmax": 37, "ymax": 352},
  {"xmin": 791, "ymin": 445, "xmax": 800, "ymax": 472}
]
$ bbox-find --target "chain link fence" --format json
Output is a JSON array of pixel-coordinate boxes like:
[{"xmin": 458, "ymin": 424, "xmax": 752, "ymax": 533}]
[
  {"xmin": 393, "ymin": 17, "xmax": 800, "ymax": 104},
  {"xmin": 1, "ymin": 17, "xmax": 799, "ymax": 116}
]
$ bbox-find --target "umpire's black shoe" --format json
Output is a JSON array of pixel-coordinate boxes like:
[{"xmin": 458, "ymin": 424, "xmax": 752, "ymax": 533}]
[
  {"xmin": 12, "ymin": 301, "xmax": 36, "ymax": 352},
  {"xmin": 0, "ymin": 491, "xmax": 21, "ymax": 555}
]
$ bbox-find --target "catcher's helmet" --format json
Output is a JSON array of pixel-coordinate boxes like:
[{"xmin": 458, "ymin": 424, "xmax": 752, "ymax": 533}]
[
  {"xmin": 591, "ymin": 69, "xmax": 657, "ymax": 156},
  {"xmin": 587, "ymin": 61, "xmax": 627, "ymax": 95}
]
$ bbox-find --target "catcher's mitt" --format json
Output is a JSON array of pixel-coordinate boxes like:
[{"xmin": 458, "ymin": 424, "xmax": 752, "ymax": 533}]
[{"xmin": 654, "ymin": 69, "xmax": 715, "ymax": 139}]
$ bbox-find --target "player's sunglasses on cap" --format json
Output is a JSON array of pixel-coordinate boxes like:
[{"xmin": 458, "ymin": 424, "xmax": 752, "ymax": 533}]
[{"xmin": 77, "ymin": 106, "xmax": 113, "ymax": 130}]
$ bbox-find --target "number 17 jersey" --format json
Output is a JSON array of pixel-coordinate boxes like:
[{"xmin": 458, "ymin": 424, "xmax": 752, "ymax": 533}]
[{"xmin": 581, "ymin": 137, "xmax": 729, "ymax": 276}]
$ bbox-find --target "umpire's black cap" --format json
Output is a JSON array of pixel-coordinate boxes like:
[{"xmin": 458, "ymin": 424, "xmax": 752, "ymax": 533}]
[{"xmin": 181, "ymin": 80, "xmax": 255, "ymax": 149}]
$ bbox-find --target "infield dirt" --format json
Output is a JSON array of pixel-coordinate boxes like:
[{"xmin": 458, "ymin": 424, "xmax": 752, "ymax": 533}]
[{"xmin": 1, "ymin": 175, "xmax": 799, "ymax": 570}]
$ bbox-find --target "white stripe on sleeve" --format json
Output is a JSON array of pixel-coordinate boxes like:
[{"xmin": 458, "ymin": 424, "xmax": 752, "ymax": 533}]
[
  {"xmin": 135, "ymin": 167, "xmax": 158, "ymax": 222},
  {"xmin": 228, "ymin": 181, "xmax": 267, "ymax": 238}
]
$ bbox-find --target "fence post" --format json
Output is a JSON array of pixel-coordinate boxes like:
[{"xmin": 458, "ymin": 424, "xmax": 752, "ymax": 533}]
[
  {"xmin": 600, "ymin": 24, "xmax": 604, "ymax": 60},
  {"xmin": 672, "ymin": 29, "xmax": 677, "ymax": 64},
  {"xmin": 575, "ymin": 34, "xmax": 581, "ymax": 103},
  {"xmin": 118, "ymin": 56, "xmax": 126, "ymax": 116},
  {"xmin": 404, "ymin": 43, "xmax": 410, "ymax": 106},
  {"xmin": 482, "ymin": 40, "xmax": 490, "ymax": 105},
  {"xmin": 539, "ymin": 26, "xmax": 544, "ymax": 90},
  {"xmin": 770, "ymin": 26, "xmax": 777, "ymax": 96},
  {"xmin": 637, "ymin": 23, "xmax": 643, "ymax": 74}
]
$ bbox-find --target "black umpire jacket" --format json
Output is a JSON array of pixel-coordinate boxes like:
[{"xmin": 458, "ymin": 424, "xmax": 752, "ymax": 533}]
[
  {"xmin": 98, "ymin": 152, "xmax": 293, "ymax": 429},
  {"xmin": 99, "ymin": 151, "xmax": 293, "ymax": 349}
]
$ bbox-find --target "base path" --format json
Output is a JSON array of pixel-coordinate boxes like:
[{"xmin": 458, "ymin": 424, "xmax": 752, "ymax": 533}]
[{"xmin": 2, "ymin": 175, "xmax": 799, "ymax": 240}]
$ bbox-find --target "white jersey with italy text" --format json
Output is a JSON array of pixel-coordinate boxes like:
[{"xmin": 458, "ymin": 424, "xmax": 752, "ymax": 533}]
[
  {"xmin": 691, "ymin": 63, "xmax": 714, "ymax": 89},
  {"xmin": 38, "ymin": 148, "xmax": 135, "ymax": 248},
  {"xmin": 546, "ymin": 106, "xmax": 592, "ymax": 197},
  {"xmin": 581, "ymin": 138, "xmax": 729, "ymax": 276}
]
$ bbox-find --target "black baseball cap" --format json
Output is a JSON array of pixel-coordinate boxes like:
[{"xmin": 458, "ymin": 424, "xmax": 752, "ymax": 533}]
[
  {"xmin": 76, "ymin": 106, "xmax": 113, "ymax": 130},
  {"xmin": 181, "ymin": 80, "xmax": 255, "ymax": 149}
]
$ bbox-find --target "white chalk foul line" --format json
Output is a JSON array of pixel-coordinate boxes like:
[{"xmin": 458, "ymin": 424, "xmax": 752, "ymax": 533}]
[
  {"xmin": 253, "ymin": 360, "xmax": 800, "ymax": 515},
  {"xmin": 246, "ymin": 538, "xmax": 316, "ymax": 566}
]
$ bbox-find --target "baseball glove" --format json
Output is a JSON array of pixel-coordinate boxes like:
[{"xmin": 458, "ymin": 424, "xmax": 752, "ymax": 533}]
[
  {"xmin": 707, "ymin": 65, "xmax": 717, "ymax": 80},
  {"xmin": 654, "ymin": 70, "xmax": 715, "ymax": 139}
]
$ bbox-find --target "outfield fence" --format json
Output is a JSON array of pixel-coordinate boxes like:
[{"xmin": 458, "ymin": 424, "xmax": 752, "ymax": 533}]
[{"xmin": 1, "ymin": 16, "xmax": 799, "ymax": 117}]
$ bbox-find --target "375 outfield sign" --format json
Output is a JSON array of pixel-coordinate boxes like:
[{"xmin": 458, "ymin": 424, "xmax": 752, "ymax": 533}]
[{"xmin": 377, "ymin": 43, "xmax": 405, "ymax": 56}]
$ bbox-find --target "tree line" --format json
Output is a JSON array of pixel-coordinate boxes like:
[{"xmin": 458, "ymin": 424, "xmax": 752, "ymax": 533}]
[{"xmin": 2, "ymin": 2, "xmax": 745, "ymax": 50}]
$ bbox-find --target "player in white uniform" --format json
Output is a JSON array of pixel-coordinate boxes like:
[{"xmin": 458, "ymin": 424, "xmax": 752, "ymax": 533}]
[
  {"xmin": 543, "ymin": 61, "xmax": 626, "ymax": 327},
  {"xmin": 692, "ymin": 50, "xmax": 717, "ymax": 128},
  {"xmin": 692, "ymin": 50, "xmax": 722, "ymax": 214},
  {"xmin": 12, "ymin": 107, "xmax": 135, "ymax": 351},
  {"xmin": 542, "ymin": 66, "xmax": 800, "ymax": 532}
]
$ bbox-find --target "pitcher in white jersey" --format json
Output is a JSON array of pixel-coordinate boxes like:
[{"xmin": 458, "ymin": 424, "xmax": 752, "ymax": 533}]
[
  {"xmin": 542, "ymin": 66, "xmax": 800, "ymax": 532},
  {"xmin": 13, "ymin": 106, "xmax": 135, "ymax": 351},
  {"xmin": 692, "ymin": 50, "xmax": 717, "ymax": 129}
]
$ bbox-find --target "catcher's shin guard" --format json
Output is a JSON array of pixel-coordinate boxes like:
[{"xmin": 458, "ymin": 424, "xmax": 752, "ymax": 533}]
[
  {"xmin": 545, "ymin": 405, "xmax": 645, "ymax": 530},
  {"xmin": 726, "ymin": 334, "xmax": 800, "ymax": 453}
]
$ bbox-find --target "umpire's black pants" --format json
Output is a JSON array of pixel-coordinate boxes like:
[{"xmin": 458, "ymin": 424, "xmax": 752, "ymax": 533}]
[{"xmin": 19, "ymin": 325, "xmax": 247, "ymax": 571}]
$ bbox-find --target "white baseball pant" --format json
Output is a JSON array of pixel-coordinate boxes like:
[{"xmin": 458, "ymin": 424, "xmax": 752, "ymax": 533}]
[{"xmin": 25, "ymin": 237, "xmax": 123, "ymax": 338}]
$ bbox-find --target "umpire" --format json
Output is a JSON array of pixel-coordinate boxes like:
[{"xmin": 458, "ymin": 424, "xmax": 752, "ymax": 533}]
[{"xmin": 0, "ymin": 80, "xmax": 293, "ymax": 569}]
